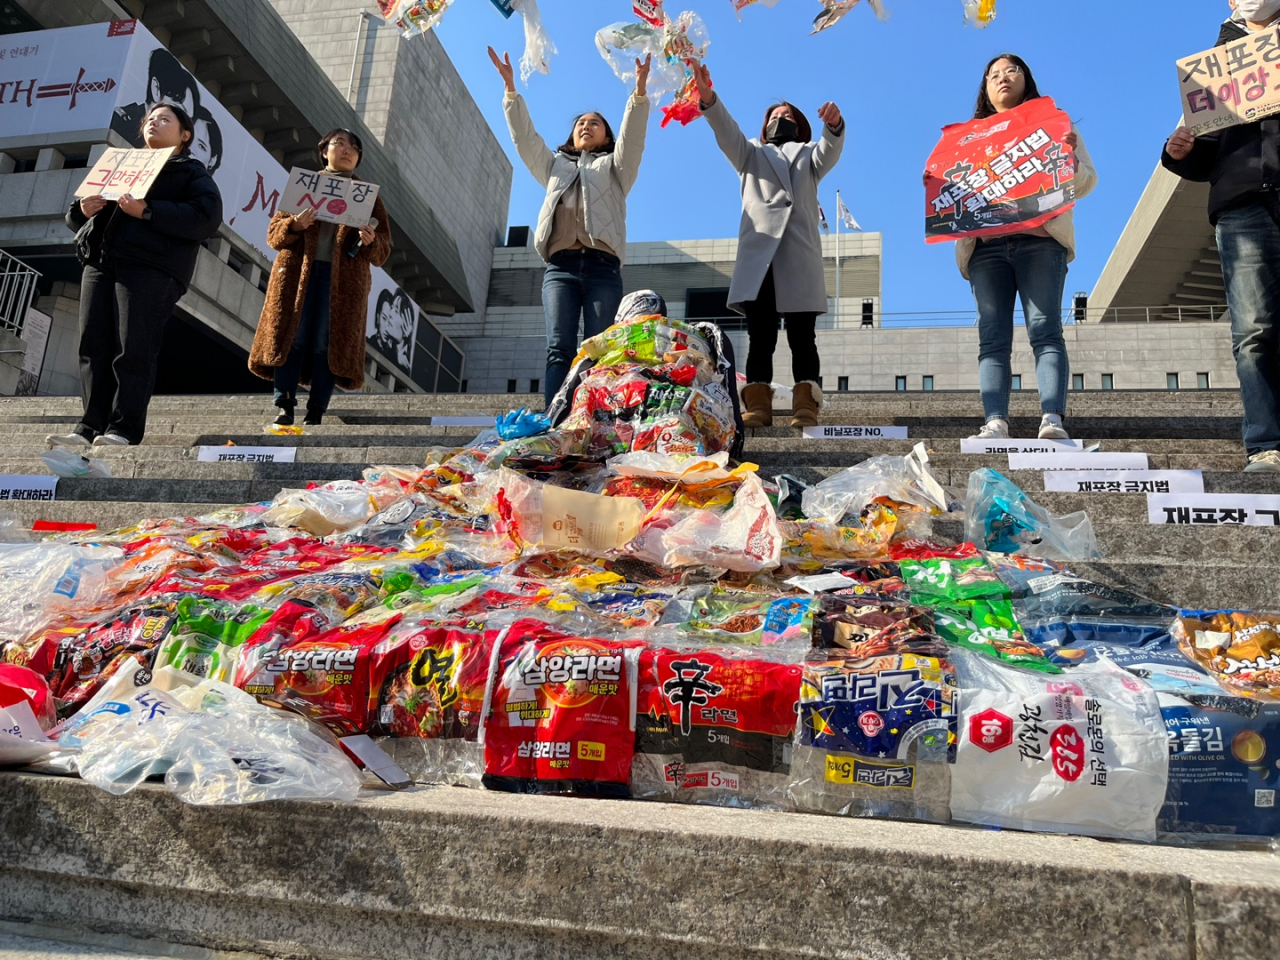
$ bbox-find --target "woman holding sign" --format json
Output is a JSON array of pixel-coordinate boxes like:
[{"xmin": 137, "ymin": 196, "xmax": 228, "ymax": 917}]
[
  {"xmin": 49, "ymin": 103, "xmax": 221, "ymax": 449},
  {"xmin": 249, "ymin": 128, "xmax": 392, "ymax": 426},
  {"xmin": 690, "ymin": 62, "xmax": 844, "ymax": 430},
  {"xmin": 490, "ymin": 46, "xmax": 651, "ymax": 407},
  {"xmin": 955, "ymin": 55, "xmax": 1096, "ymax": 442}
]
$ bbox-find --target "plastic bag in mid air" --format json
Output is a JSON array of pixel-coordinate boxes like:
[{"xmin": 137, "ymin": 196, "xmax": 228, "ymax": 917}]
[
  {"xmin": 812, "ymin": 0, "xmax": 888, "ymax": 35},
  {"xmin": 965, "ymin": 469, "xmax": 1101, "ymax": 562},
  {"xmin": 378, "ymin": 0, "xmax": 454, "ymax": 37},
  {"xmin": 963, "ymin": 0, "xmax": 997, "ymax": 27}
]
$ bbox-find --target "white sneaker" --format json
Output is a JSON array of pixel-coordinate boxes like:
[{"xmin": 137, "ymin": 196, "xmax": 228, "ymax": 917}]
[
  {"xmin": 1245, "ymin": 450, "xmax": 1280, "ymax": 473},
  {"xmin": 92, "ymin": 432, "xmax": 131, "ymax": 447},
  {"xmin": 969, "ymin": 418, "xmax": 1009, "ymax": 440},
  {"xmin": 1038, "ymin": 415, "xmax": 1071, "ymax": 441},
  {"xmin": 46, "ymin": 432, "xmax": 91, "ymax": 448}
]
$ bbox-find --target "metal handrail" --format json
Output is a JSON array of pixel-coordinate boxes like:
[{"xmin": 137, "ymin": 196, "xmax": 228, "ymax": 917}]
[{"xmin": 0, "ymin": 249, "xmax": 41, "ymax": 339}]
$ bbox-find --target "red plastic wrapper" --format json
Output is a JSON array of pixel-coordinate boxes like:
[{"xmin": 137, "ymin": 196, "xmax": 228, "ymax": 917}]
[
  {"xmin": 483, "ymin": 618, "xmax": 640, "ymax": 796},
  {"xmin": 149, "ymin": 539, "xmax": 392, "ymax": 601},
  {"xmin": 48, "ymin": 604, "xmax": 179, "ymax": 715},
  {"xmin": 232, "ymin": 600, "xmax": 335, "ymax": 689},
  {"xmin": 888, "ymin": 539, "xmax": 980, "ymax": 561},
  {"xmin": 632, "ymin": 648, "xmax": 802, "ymax": 808},
  {"xmin": 371, "ymin": 620, "xmax": 495, "ymax": 740},
  {"xmin": 0, "ymin": 663, "xmax": 56, "ymax": 731}
]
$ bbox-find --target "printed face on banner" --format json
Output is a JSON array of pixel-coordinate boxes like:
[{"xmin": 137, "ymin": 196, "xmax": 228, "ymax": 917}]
[
  {"xmin": 1176, "ymin": 27, "xmax": 1280, "ymax": 135},
  {"xmin": 279, "ymin": 168, "xmax": 381, "ymax": 228},
  {"xmin": 367, "ymin": 270, "xmax": 418, "ymax": 377},
  {"xmin": 924, "ymin": 96, "xmax": 1076, "ymax": 243}
]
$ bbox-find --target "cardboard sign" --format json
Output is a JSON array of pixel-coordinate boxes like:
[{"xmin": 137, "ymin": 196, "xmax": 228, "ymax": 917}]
[
  {"xmin": 803, "ymin": 425, "xmax": 909, "ymax": 440},
  {"xmin": 925, "ymin": 97, "xmax": 1076, "ymax": 243},
  {"xmin": 1177, "ymin": 27, "xmax": 1280, "ymax": 136},
  {"xmin": 279, "ymin": 167, "xmax": 380, "ymax": 227},
  {"xmin": 1008, "ymin": 452, "xmax": 1149, "ymax": 472},
  {"xmin": 960, "ymin": 438, "xmax": 1082, "ymax": 455},
  {"xmin": 75, "ymin": 145, "xmax": 174, "ymax": 200},
  {"xmin": 1045, "ymin": 470, "xmax": 1205, "ymax": 495},
  {"xmin": 0, "ymin": 475, "xmax": 57, "ymax": 502},
  {"xmin": 542, "ymin": 486, "xmax": 644, "ymax": 553},
  {"xmin": 197, "ymin": 446, "xmax": 297, "ymax": 464},
  {"xmin": 1148, "ymin": 493, "xmax": 1280, "ymax": 527}
]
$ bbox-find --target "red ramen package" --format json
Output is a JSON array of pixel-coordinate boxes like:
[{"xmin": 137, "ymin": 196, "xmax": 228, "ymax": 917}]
[
  {"xmin": 815, "ymin": 596, "xmax": 943, "ymax": 658},
  {"xmin": 49, "ymin": 603, "xmax": 178, "ymax": 716},
  {"xmin": 1172, "ymin": 612, "xmax": 1280, "ymax": 700},
  {"xmin": 631, "ymin": 648, "xmax": 802, "ymax": 809},
  {"xmin": 483, "ymin": 618, "xmax": 640, "ymax": 797}
]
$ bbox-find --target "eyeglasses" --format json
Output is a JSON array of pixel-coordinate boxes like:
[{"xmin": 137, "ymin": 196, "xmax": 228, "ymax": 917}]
[{"xmin": 987, "ymin": 66, "xmax": 1023, "ymax": 82}]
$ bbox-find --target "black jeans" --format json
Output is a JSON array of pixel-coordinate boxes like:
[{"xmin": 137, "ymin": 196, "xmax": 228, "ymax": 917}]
[
  {"xmin": 743, "ymin": 267, "xmax": 820, "ymax": 385},
  {"xmin": 273, "ymin": 260, "xmax": 337, "ymax": 414},
  {"xmin": 76, "ymin": 261, "xmax": 183, "ymax": 444}
]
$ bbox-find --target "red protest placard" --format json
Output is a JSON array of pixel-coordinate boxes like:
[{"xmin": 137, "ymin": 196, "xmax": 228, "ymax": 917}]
[{"xmin": 924, "ymin": 97, "xmax": 1075, "ymax": 244}]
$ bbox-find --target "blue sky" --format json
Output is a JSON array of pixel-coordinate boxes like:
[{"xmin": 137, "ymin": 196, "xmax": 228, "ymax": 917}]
[{"xmin": 434, "ymin": 0, "xmax": 1225, "ymax": 319}]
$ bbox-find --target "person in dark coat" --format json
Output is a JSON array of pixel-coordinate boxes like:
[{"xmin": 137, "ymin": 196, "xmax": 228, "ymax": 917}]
[
  {"xmin": 1163, "ymin": 0, "xmax": 1280, "ymax": 472},
  {"xmin": 49, "ymin": 102, "xmax": 222, "ymax": 448}
]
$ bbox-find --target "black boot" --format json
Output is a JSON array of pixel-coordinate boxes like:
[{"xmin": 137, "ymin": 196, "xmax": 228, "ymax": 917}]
[
  {"xmin": 273, "ymin": 406, "xmax": 295, "ymax": 426},
  {"xmin": 303, "ymin": 408, "xmax": 323, "ymax": 426}
]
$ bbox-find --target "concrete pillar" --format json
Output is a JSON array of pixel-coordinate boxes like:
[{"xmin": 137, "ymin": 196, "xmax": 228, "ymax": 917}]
[
  {"xmin": 241, "ymin": 263, "xmax": 263, "ymax": 289},
  {"xmin": 34, "ymin": 148, "xmax": 64, "ymax": 172},
  {"xmin": 206, "ymin": 237, "xmax": 232, "ymax": 262},
  {"xmin": 87, "ymin": 143, "xmax": 112, "ymax": 165},
  {"xmin": 0, "ymin": 153, "xmax": 14, "ymax": 175}
]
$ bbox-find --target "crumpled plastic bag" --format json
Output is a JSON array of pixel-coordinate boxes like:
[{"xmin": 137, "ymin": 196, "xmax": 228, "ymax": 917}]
[
  {"xmin": 0, "ymin": 542, "xmax": 124, "ymax": 644},
  {"xmin": 512, "ymin": 0, "xmax": 555, "ymax": 81},
  {"xmin": 964, "ymin": 469, "xmax": 1101, "ymax": 561},
  {"xmin": 963, "ymin": 0, "xmax": 997, "ymax": 27},
  {"xmin": 40, "ymin": 448, "xmax": 111, "ymax": 479},
  {"xmin": 802, "ymin": 443, "xmax": 948, "ymax": 523},
  {"xmin": 496, "ymin": 407, "xmax": 552, "ymax": 441},
  {"xmin": 812, "ymin": 0, "xmax": 888, "ymax": 34},
  {"xmin": 731, "ymin": 0, "xmax": 782, "ymax": 20},
  {"xmin": 262, "ymin": 480, "xmax": 378, "ymax": 537},
  {"xmin": 0, "ymin": 511, "xmax": 31, "ymax": 543},
  {"xmin": 378, "ymin": 0, "xmax": 453, "ymax": 37},
  {"xmin": 595, "ymin": 10, "xmax": 709, "ymax": 104}
]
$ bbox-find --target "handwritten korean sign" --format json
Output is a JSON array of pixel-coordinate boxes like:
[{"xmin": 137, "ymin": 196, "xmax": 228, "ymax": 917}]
[
  {"xmin": 1177, "ymin": 27, "xmax": 1280, "ymax": 136},
  {"xmin": 924, "ymin": 96, "xmax": 1075, "ymax": 243},
  {"xmin": 278, "ymin": 167, "xmax": 380, "ymax": 227},
  {"xmin": 74, "ymin": 146, "xmax": 174, "ymax": 201}
]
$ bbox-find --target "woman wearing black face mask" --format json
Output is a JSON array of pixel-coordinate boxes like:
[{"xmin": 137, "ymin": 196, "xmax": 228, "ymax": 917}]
[{"xmin": 692, "ymin": 62, "xmax": 845, "ymax": 429}]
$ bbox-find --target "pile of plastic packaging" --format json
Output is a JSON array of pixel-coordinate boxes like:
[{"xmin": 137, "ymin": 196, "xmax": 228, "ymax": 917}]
[{"xmin": 1, "ymin": 313, "xmax": 1277, "ymax": 850}]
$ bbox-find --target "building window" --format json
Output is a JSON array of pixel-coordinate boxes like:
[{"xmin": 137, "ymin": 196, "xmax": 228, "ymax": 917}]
[
  {"xmin": 461, "ymin": 380, "xmax": 468, "ymax": 393},
  {"xmin": 506, "ymin": 379, "xmax": 517, "ymax": 393},
  {"xmin": 837, "ymin": 376, "xmax": 848, "ymax": 391},
  {"xmin": 861, "ymin": 299, "xmax": 875, "ymax": 329},
  {"xmin": 895, "ymin": 376, "xmax": 907, "ymax": 392},
  {"xmin": 1167, "ymin": 373, "xmax": 1179, "ymax": 391},
  {"xmin": 1072, "ymin": 374, "xmax": 1084, "ymax": 391},
  {"xmin": 530, "ymin": 378, "xmax": 540, "ymax": 394},
  {"xmin": 1011, "ymin": 374, "xmax": 1022, "ymax": 391},
  {"xmin": 1101, "ymin": 374, "xmax": 1114, "ymax": 390},
  {"xmin": 685, "ymin": 288, "xmax": 744, "ymax": 330},
  {"xmin": 1197, "ymin": 372, "xmax": 1210, "ymax": 390},
  {"xmin": 922, "ymin": 376, "xmax": 934, "ymax": 392}
]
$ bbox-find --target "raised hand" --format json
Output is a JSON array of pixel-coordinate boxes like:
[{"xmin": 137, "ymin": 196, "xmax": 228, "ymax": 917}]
[
  {"xmin": 818, "ymin": 101, "xmax": 842, "ymax": 129},
  {"xmin": 635, "ymin": 54, "xmax": 652, "ymax": 98},
  {"xmin": 1166, "ymin": 126, "xmax": 1195, "ymax": 161},
  {"xmin": 289, "ymin": 206, "xmax": 318, "ymax": 233},
  {"xmin": 487, "ymin": 46, "xmax": 516, "ymax": 93},
  {"xmin": 1063, "ymin": 130, "xmax": 1079, "ymax": 150},
  {"xmin": 692, "ymin": 62, "xmax": 713, "ymax": 106}
]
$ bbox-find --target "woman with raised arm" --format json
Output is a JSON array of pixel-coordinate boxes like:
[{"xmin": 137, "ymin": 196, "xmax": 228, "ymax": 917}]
[
  {"xmin": 956, "ymin": 54, "xmax": 1096, "ymax": 442},
  {"xmin": 489, "ymin": 46, "xmax": 651, "ymax": 406},
  {"xmin": 691, "ymin": 61, "xmax": 844, "ymax": 429}
]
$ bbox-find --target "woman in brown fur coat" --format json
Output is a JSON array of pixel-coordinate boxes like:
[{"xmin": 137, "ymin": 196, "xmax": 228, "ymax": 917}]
[{"xmin": 248, "ymin": 128, "xmax": 392, "ymax": 426}]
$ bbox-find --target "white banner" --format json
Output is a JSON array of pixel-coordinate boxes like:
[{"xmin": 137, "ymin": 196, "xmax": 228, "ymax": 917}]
[
  {"xmin": 196, "ymin": 446, "xmax": 296, "ymax": 464},
  {"xmin": 1008, "ymin": 452, "xmax": 1149, "ymax": 472},
  {"xmin": 1045, "ymin": 470, "xmax": 1204, "ymax": 495},
  {"xmin": 0, "ymin": 475, "xmax": 57, "ymax": 502},
  {"xmin": 960, "ymin": 438, "xmax": 1083, "ymax": 455},
  {"xmin": 1148, "ymin": 493, "xmax": 1280, "ymax": 527},
  {"xmin": 803, "ymin": 425, "xmax": 909, "ymax": 440}
]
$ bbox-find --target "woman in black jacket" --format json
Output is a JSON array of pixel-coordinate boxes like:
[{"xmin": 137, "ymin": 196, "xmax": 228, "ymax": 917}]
[{"xmin": 48, "ymin": 102, "xmax": 222, "ymax": 448}]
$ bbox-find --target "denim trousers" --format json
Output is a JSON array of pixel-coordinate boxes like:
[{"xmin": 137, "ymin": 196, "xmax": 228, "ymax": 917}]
[
  {"xmin": 969, "ymin": 234, "xmax": 1070, "ymax": 422},
  {"xmin": 542, "ymin": 248, "xmax": 623, "ymax": 405},
  {"xmin": 76, "ymin": 260, "xmax": 183, "ymax": 444},
  {"xmin": 273, "ymin": 260, "xmax": 337, "ymax": 413},
  {"xmin": 742, "ymin": 266, "xmax": 820, "ymax": 385},
  {"xmin": 1217, "ymin": 199, "xmax": 1280, "ymax": 455}
]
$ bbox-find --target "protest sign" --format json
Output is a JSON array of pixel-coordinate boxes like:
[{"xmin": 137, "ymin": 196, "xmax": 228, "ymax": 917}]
[
  {"xmin": 1046, "ymin": 471, "xmax": 1204, "ymax": 495},
  {"xmin": 803, "ymin": 425, "xmax": 908, "ymax": 440},
  {"xmin": 1008, "ymin": 452, "xmax": 1149, "ymax": 472},
  {"xmin": 0, "ymin": 475, "xmax": 57, "ymax": 502},
  {"xmin": 1177, "ymin": 27, "xmax": 1280, "ymax": 136},
  {"xmin": 960, "ymin": 437, "xmax": 1082, "ymax": 455},
  {"xmin": 279, "ymin": 167, "xmax": 380, "ymax": 227},
  {"xmin": 1148, "ymin": 493, "xmax": 1280, "ymax": 527},
  {"xmin": 925, "ymin": 96, "xmax": 1075, "ymax": 243},
  {"xmin": 74, "ymin": 146, "xmax": 174, "ymax": 201},
  {"xmin": 197, "ymin": 446, "xmax": 296, "ymax": 464}
]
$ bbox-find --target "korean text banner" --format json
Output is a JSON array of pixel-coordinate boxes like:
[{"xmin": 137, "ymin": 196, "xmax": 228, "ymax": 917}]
[
  {"xmin": 924, "ymin": 97, "xmax": 1075, "ymax": 244},
  {"xmin": 1176, "ymin": 27, "xmax": 1280, "ymax": 136}
]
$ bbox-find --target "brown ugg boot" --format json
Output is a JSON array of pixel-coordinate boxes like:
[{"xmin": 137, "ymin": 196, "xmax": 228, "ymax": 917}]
[
  {"xmin": 790, "ymin": 380, "xmax": 822, "ymax": 428},
  {"xmin": 741, "ymin": 382, "xmax": 773, "ymax": 428}
]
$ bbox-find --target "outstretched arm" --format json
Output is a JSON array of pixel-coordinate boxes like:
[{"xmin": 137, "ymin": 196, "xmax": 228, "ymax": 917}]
[
  {"xmin": 491, "ymin": 46, "xmax": 555, "ymax": 187},
  {"xmin": 694, "ymin": 63, "xmax": 752, "ymax": 173},
  {"xmin": 811, "ymin": 101, "xmax": 845, "ymax": 181},
  {"xmin": 612, "ymin": 55, "xmax": 652, "ymax": 194}
]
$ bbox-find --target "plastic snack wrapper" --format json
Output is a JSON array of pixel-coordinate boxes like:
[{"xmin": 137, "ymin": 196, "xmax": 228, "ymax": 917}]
[
  {"xmin": 901, "ymin": 556, "xmax": 1009, "ymax": 607},
  {"xmin": 790, "ymin": 650, "xmax": 956, "ymax": 823},
  {"xmin": 1172, "ymin": 612, "xmax": 1280, "ymax": 700},
  {"xmin": 153, "ymin": 597, "xmax": 271, "ymax": 684},
  {"xmin": 812, "ymin": 0, "xmax": 887, "ymax": 35},
  {"xmin": 815, "ymin": 596, "xmax": 943, "ymax": 658},
  {"xmin": 630, "ymin": 647, "xmax": 801, "ymax": 809},
  {"xmin": 963, "ymin": 0, "xmax": 997, "ymax": 27},
  {"xmin": 482, "ymin": 618, "xmax": 641, "ymax": 797},
  {"xmin": 262, "ymin": 480, "xmax": 379, "ymax": 537},
  {"xmin": 965, "ymin": 469, "xmax": 1101, "ymax": 561},
  {"xmin": 801, "ymin": 445, "xmax": 948, "ymax": 525},
  {"xmin": 0, "ymin": 542, "xmax": 124, "ymax": 646},
  {"xmin": 496, "ymin": 406, "xmax": 552, "ymax": 441},
  {"xmin": 664, "ymin": 589, "xmax": 817, "ymax": 649},
  {"xmin": 0, "ymin": 663, "xmax": 56, "ymax": 732},
  {"xmin": 949, "ymin": 649, "xmax": 1168, "ymax": 842},
  {"xmin": 932, "ymin": 601, "xmax": 1060, "ymax": 674},
  {"xmin": 378, "ymin": 0, "xmax": 453, "ymax": 38},
  {"xmin": 48, "ymin": 602, "xmax": 179, "ymax": 716}
]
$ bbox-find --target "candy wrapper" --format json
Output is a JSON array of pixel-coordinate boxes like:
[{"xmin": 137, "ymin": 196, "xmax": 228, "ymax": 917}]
[
  {"xmin": 963, "ymin": 0, "xmax": 997, "ymax": 27},
  {"xmin": 812, "ymin": 0, "xmax": 888, "ymax": 35},
  {"xmin": 815, "ymin": 596, "xmax": 943, "ymax": 657},
  {"xmin": 1172, "ymin": 612, "xmax": 1280, "ymax": 700},
  {"xmin": 631, "ymin": 648, "xmax": 802, "ymax": 809},
  {"xmin": 378, "ymin": 0, "xmax": 453, "ymax": 38},
  {"xmin": 790, "ymin": 650, "xmax": 956, "ymax": 822},
  {"xmin": 731, "ymin": 0, "xmax": 782, "ymax": 20},
  {"xmin": 950, "ymin": 650, "xmax": 1169, "ymax": 842}
]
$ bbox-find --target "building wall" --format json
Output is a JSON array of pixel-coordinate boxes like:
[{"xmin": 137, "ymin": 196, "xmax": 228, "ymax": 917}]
[{"xmin": 267, "ymin": 0, "xmax": 512, "ymax": 341}]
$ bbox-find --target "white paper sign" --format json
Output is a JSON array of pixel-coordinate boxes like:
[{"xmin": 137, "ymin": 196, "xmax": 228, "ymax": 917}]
[
  {"xmin": 197, "ymin": 446, "xmax": 297, "ymax": 464},
  {"xmin": 803, "ymin": 425, "xmax": 909, "ymax": 440},
  {"xmin": 960, "ymin": 438, "xmax": 1083, "ymax": 454},
  {"xmin": 1148, "ymin": 493, "xmax": 1280, "ymax": 527},
  {"xmin": 432, "ymin": 416, "xmax": 497, "ymax": 427},
  {"xmin": 1045, "ymin": 471, "xmax": 1204, "ymax": 495},
  {"xmin": 1009, "ymin": 452, "xmax": 1149, "ymax": 472},
  {"xmin": 0, "ymin": 475, "xmax": 57, "ymax": 502},
  {"xmin": 279, "ymin": 167, "xmax": 381, "ymax": 227},
  {"xmin": 784, "ymin": 573, "xmax": 857, "ymax": 593}
]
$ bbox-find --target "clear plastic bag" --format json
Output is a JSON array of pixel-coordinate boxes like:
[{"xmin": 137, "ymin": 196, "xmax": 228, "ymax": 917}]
[
  {"xmin": 40, "ymin": 448, "xmax": 111, "ymax": 479},
  {"xmin": 963, "ymin": 0, "xmax": 997, "ymax": 27},
  {"xmin": 964, "ymin": 469, "xmax": 1101, "ymax": 561},
  {"xmin": 801, "ymin": 443, "xmax": 948, "ymax": 523},
  {"xmin": 511, "ymin": 0, "xmax": 556, "ymax": 82},
  {"xmin": 0, "ymin": 542, "xmax": 124, "ymax": 645},
  {"xmin": 0, "ymin": 510, "xmax": 31, "ymax": 543},
  {"xmin": 262, "ymin": 480, "xmax": 376, "ymax": 536}
]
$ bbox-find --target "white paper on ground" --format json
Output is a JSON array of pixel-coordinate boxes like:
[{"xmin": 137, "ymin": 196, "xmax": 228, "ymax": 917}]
[
  {"xmin": 1044, "ymin": 470, "xmax": 1204, "ymax": 494},
  {"xmin": 1148, "ymin": 492, "xmax": 1280, "ymax": 527},
  {"xmin": 1008, "ymin": 452, "xmax": 1149, "ymax": 471},
  {"xmin": 197, "ymin": 446, "xmax": 297, "ymax": 463},
  {"xmin": 803, "ymin": 425, "xmax": 909, "ymax": 440},
  {"xmin": 960, "ymin": 438, "xmax": 1083, "ymax": 454},
  {"xmin": 432, "ymin": 416, "xmax": 498, "ymax": 427}
]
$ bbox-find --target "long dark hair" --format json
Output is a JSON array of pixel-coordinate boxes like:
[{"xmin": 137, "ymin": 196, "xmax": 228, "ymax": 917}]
[
  {"xmin": 558, "ymin": 112, "xmax": 615, "ymax": 155},
  {"xmin": 973, "ymin": 54, "xmax": 1041, "ymax": 120},
  {"xmin": 760, "ymin": 101, "xmax": 812, "ymax": 143},
  {"xmin": 138, "ymin": 102, "xmax": 195, "ymax": 155}
]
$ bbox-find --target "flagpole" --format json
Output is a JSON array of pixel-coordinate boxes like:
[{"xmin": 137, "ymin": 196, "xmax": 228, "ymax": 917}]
[{"xmin": 835, "ymin": 189, "xmax": 841, "ymax": 325}]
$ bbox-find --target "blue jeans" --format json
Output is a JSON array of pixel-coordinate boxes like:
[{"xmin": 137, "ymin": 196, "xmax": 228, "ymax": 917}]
[
  {"xmin": 970, "ymin": 234, "xmax": 1070, "ymax": 423},
  {"xmin": 542, "ymin": 248, "xmax": 623, "ymax": 405},
  {"xmin": 273, "ymin": 260, "xmax": 337, "ymax": 413},
  {"xmin": 1217, "ymin": 200, "xmax": 1280, "ymax": 455}
]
